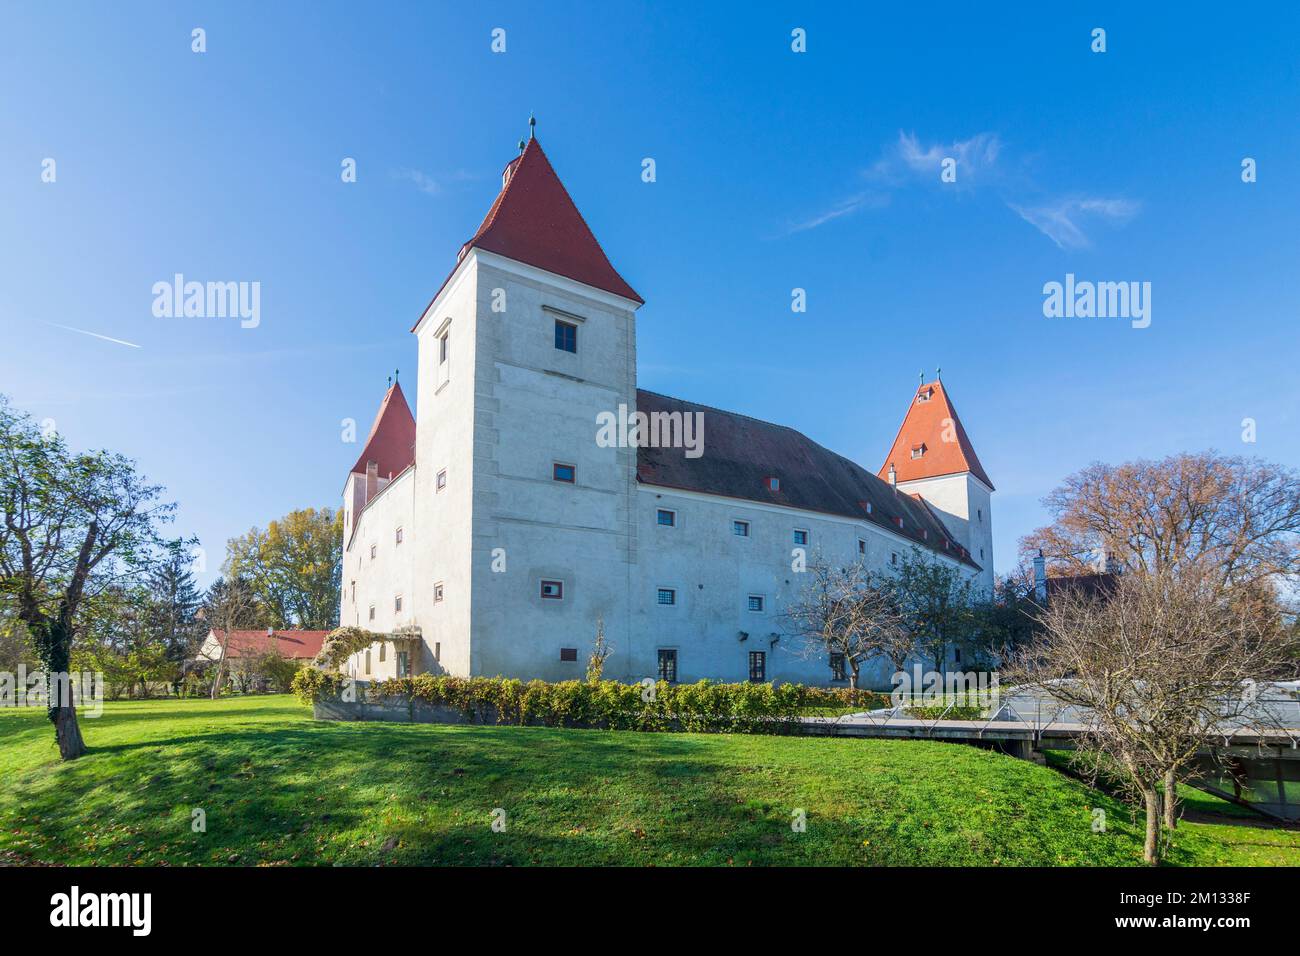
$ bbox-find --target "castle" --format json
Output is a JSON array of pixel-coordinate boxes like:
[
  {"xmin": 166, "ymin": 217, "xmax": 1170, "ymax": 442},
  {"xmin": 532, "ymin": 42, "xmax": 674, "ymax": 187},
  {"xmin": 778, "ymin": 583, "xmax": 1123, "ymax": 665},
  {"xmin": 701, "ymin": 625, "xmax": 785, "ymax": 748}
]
[{"xmin": 340, "ymin": 134, "xmax": 994, "ymax": 688}]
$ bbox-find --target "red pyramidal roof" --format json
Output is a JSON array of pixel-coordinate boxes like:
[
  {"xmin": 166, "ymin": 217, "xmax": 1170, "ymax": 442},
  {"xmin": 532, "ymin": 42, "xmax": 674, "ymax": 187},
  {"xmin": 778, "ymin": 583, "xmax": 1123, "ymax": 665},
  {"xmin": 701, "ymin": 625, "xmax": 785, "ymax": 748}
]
[
  {"xmin": 458, "ymin": 137, "xmax": 641, "ymax": 303},
  {"xmin": 350, "ymin": 381, "xmax": 416, "ymax": 479},
  {"xmin": 879, "ymin": 380, "xmax": 994, "ymax": 490}
]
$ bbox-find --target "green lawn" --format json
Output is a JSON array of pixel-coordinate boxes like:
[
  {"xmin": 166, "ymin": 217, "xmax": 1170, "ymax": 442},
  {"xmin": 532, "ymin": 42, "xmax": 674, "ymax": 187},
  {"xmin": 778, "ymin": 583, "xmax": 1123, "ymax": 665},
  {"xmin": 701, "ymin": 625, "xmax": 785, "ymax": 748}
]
[{"xmin": 1, "ymin": 695, "xmax": 1296, "ymax": 866}]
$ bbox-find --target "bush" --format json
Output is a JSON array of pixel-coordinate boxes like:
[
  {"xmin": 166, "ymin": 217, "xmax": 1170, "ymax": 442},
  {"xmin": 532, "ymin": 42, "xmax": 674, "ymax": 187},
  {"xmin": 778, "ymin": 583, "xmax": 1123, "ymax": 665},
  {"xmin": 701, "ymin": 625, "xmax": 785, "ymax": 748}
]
[{"xmin": 293, "ymin": 671, "xmax": 892, "ymax": 735}]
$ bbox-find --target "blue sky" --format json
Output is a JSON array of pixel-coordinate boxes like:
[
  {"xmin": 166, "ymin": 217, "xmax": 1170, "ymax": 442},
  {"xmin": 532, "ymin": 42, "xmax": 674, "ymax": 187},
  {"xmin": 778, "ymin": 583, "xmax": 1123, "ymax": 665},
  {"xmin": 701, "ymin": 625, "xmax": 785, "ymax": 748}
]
[{"xmin": 2, "ymin": 2, "xmax": 1298, "ymax": 585}]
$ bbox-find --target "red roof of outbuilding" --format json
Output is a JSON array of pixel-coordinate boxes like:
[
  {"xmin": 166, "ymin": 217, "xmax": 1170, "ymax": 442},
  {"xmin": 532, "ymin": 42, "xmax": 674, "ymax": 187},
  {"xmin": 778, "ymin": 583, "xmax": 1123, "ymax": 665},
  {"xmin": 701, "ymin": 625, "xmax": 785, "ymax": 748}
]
[
  {"xmin": 879, "ymin": 380, "xmax": 994, "ymax": 490},
  {"xmin": 350, "ymin": 381, "xmax": 416, "ymax": 479},
  {"xmin": 415, "ymin": 137, "xmax": 641, "ymax": 330},
  {"xmin": 210, "ymin": 629, "xmax": 329, "ymax": 660}
]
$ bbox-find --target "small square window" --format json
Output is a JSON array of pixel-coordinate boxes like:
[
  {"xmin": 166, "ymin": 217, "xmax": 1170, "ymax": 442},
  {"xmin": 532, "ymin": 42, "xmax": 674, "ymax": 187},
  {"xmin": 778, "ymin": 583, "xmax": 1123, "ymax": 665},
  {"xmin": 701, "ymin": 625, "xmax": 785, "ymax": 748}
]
[
  {"xmin": 793, "ymin": 529, "xmax": 808, "ymax": 546},
  {"xmin": 554, "ymin": 320, "xmax": 577, "ymax": 353},
  {"xmin": 657, "ymin": 588, "xmax": 676, "ymax": 606},
  {"xmin": 858, "ymin": 538, "xmax": 867, "ymax": 556},
  {"xmin": 436, "ymin": 469, "xmax": 447, "ymax": 492},
  {"xmin": 765, "ymin": 476, "xmax": 780, "ymax": 492},
  {"xmin": 395, "ymin": 527, "xmax": 403, "ymax": 545},
  {"xmin": 656, "ymin": 508, "xmax": 676, "ymax": 527},
  {"xmin": 394, "ymin": 595, "xmax": 403, "ymax": 613},
  {"xmin": 368, "ymin": 605, "xmax": 375, "ymax": 621},
  {"xmin": 732, "ymin": 520, "xmax": 750, "ymax": 537},
  {"xmin": 911, "ymin": 443, "xmax": 926, "ymax": 460},
  {"xmin": 657, "ymin": 648, "xmax": 678, "ymax": 683},
  {"xmin": 541, "ymin": 579, "xmax": 564, "ymax": 600},
  {"xmin": 434, "ymin": 582, "xmax": 444, "ymax": 603},
  {"xmin": 559, "ymin": 647, "xmax": 578, "ymax": 662},
  {"xmin": 747, "ymin": 595, "xmax": 764, "ymax": 612},
  {"xmin": 748, "ymin": 651, "xmax": 766, "ymax": 683},
  {"xmin": 553, "ymin": 462, "xmax": 576, "ymax": 483}
]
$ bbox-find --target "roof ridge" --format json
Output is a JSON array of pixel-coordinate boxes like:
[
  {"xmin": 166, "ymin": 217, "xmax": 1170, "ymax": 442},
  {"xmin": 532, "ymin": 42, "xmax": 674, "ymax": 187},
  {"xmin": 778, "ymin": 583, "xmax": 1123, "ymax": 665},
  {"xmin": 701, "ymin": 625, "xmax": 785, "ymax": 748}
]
[{"xmin": 636, "ymin": 388, "xmax": 804, "ymax": 435}]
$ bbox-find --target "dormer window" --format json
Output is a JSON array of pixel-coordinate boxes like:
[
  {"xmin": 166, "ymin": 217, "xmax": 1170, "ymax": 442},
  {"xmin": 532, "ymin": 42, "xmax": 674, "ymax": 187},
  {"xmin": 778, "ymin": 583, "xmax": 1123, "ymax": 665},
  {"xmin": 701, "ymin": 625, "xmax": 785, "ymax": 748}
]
[
  {"xmin": 910, "ymin": 443, "xmax": 926, "ymax": 460},
  {"xmin": 765, "ymin": 476, "xmax": 780, "ymax": 492},
  {"xmin": 917, "ymin": 387, "xmax": 933, "ymax": 403}
]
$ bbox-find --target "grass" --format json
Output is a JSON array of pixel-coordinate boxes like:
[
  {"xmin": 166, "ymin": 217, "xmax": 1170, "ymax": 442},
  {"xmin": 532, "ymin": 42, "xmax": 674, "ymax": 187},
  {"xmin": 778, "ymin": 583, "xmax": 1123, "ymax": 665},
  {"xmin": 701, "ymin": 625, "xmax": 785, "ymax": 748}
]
[{"xmin": 1, "ymin": 695, "xmax": 1296, "ymax": 866}]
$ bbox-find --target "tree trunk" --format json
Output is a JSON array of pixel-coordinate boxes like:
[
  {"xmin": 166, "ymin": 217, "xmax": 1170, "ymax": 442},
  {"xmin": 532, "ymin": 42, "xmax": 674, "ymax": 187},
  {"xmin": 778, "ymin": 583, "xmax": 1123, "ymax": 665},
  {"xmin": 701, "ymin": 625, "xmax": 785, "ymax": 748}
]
[
  {"xmin": 1142, "ymin": 787, "xmax": 1161, "ymax": 865},
  {"xmin": 53, "ymin": 705, "xmax": 87, "ymax": 760},
  {"xmin": 1163, "ymin": 767, "xmax": 1179, "ymax": 830}
]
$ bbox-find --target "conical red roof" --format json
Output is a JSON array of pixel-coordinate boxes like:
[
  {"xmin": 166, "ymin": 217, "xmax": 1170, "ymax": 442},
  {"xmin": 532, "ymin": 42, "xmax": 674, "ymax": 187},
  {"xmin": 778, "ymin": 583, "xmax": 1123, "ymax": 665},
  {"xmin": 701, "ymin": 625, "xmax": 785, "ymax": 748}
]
[
  {"xmin": 461, "ymin": 138, "xmax": 642, "ymax": 303},
  {"xmin": 350, "ymin": 381, "xmax": 415, "ymax": 479},
  {"xmin": 879, "ymin": 380, "xmax": 994, "ymax": 490}
]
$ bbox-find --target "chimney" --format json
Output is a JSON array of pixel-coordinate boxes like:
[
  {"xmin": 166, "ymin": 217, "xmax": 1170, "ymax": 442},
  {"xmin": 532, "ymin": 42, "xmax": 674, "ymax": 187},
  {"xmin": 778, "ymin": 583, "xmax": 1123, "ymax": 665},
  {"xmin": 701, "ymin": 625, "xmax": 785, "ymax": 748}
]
[
  {"xmin": 887, "ymin": 463, "xmax": 897, "ymax": 487},
  {"xmin": 1033, "ymin": 549, "xmax": 1047, "ymax": 603},
  {"xmin": 365, "ymin": 460, "xmax": 379, "ymax": 504}
]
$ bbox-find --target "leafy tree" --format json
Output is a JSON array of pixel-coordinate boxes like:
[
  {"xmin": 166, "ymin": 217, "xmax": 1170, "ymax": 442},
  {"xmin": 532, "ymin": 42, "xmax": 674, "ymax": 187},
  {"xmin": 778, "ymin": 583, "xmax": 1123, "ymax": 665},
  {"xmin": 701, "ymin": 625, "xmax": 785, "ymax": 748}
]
[
  {"xmin": 892, "ymin": 548, "xmax": 976, "ymax": 675},
  {"xmin": 0, "ymin": 396, "xmax": 178, "ymax": 758},
  {"xmin": 146, "ymin": 540, "xmax": 205, "ymax": 672},
  {"xmin": 225, "ymin": 507, "xmax": 342, "ymax": 628}
]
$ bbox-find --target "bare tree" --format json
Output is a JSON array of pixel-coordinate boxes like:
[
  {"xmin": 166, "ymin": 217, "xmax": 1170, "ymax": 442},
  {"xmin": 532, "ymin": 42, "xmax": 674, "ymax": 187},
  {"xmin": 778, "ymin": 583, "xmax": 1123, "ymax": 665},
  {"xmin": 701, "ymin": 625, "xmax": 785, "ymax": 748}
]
[
  {"xmin": 586, "ymin": 617, "xmax": 613, "ymax": 682},
  {"xmin": 202, "ymin": 577, "xmax": 257, "ymax": 699},
  {"xmin": 1021, "ymin": 452, "xmax": 1300, "ymax": 589},
  {"xmin": 1007, "ymin": 565, "xmax": 1294, "ymax": 864},
  {"xmin": 786, "ymin": 559, "xmax": 911, "ymax": 695}
]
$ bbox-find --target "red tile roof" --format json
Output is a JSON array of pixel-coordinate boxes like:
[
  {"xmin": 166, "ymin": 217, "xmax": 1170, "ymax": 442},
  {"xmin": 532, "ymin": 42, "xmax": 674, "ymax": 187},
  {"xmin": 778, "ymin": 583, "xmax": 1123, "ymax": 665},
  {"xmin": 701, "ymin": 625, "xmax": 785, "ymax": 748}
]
[
  {"xmin": 350, "ymin": 381, "xmax": 416, "ymax": 479},
  {"xmin": 210, "ymin": 629, "xmax": 328, "ymax": 660},
  {"xmin": 878, "ymin": 380, "xmax": 994, "ymax": 490},
  {"xmin": 415, "ymin": 138, "xmax": 641, "ymax": 329},
  {"xmin": 635, "ymin": 389, "xmax": 980, "ymax": 569}
]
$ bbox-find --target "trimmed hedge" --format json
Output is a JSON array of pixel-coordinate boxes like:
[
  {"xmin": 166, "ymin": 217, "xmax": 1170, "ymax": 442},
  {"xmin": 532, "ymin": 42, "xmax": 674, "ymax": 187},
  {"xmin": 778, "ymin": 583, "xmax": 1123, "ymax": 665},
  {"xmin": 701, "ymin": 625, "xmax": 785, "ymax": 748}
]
[{"xmin": 292, "ymin": 669, "xmax": 890, "ymax": 734}]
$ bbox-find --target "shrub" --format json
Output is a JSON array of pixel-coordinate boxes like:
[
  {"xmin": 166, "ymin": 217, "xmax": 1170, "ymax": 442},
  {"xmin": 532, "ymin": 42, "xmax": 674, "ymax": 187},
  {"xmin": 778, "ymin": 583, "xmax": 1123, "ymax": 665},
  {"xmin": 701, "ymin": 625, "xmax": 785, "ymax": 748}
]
[{"xmin": 295, "ymin": 672, "xmax": 893, "ymax": 735}]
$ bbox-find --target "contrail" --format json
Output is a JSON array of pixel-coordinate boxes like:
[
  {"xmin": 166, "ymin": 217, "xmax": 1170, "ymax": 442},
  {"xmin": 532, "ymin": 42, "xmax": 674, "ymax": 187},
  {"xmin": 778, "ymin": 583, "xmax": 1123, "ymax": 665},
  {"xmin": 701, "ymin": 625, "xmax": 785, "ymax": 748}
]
[{"xmin": 46, "ymin": 323, "xmax": 142, "ymax": 349}]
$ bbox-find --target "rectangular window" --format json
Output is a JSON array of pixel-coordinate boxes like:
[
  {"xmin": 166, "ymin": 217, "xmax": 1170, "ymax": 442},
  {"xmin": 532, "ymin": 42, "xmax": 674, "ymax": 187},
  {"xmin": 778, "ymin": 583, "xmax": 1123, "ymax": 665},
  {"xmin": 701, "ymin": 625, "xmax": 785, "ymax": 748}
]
[
  {"xmin": 434, "ymin": 582, "xmax": 444, "ymax": 603},
  {"xmin": 395, "ymin": 527, "xmax": 403, "ymax": 545},
  {"xmin": 858, "ymin": 538, "xmax": 867, "ymax": 556},
  {"xmin": 765, "ymin": 476, "xmax": 780, "ymax": 492},
  {"xmin": 365, "ymin": 649, "xmax": 371, "ymax": 674},
  {"xmin": 793, "ymin": 529, "xmax": 809, "ymax": 546},
  {"xmin": 732, "ymin": 520, "xmax": 750, "ymax": 537},
  {"xmin": 830, "ymin": 653, "xmax": 846, "ymax": 681},
  {"xmin": 891, "ymin": 552, "xmax": 898, "ymax": 565},
  {"xmin": 394, "ymin": 595, "xmax": 403, "ymax": 613},
  {"xmin": 370, "ymin": 543, "xmax": 376, "ymax": 560},
  {"xmin": 657, "ymin": 587, "xmax": 676, "ymax": 606},
  {"xmin": 368, "ymin": 605, "xmax": 375, "ymax": 621},
  {"xmin": 748, "ymin": 651, "xmax": 766, "ymax": 683},
  {"xmin": 397, "ymin": 651, "xmax": 409, "ymax": 677},
  {"xmin": 657, "ymin": 649, "xmax": 678, "ymax": 683},
  {"xmin": 436, "ymin": 469, "xmax": 447, "ymax": 492},
  {"xmin": 656, "ymin": 508, "xmax": 676, "ymax": 527},
  {"xmin": 379, "ymin": 643, "xmax": 386, "ymax": 663},
  {"xmin": 559, "ymin": 647, "xmax": 578, "ymax": 662},
  {"xmin": 747, "ymin": 594, "xmax": 765, "ymax": 612},
  {"xmin": 553, "ymin": 462, "xmax": 576, "ymax": 483},
  {"xmin": 554, "ymin": 320, "xmax": 577, "ymax": 353},
  {"xmin": 541, "ymin": 579, "xmax": 564, "ymax": 600},
  {"xmin": 439, "ymin": 330, "xmax": 449, "ymax": 364},
  {"xmin": 434, "ymin": 642, "xmax": 441, "ymax": 662}
]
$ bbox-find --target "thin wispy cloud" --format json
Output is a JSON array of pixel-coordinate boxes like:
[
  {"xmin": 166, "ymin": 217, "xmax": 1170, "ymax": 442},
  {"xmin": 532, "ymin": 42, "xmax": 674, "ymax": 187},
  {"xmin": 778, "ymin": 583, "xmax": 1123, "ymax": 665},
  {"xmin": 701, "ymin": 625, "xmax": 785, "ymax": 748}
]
[
  {"xmin": 783, "ymin": 192, "xmax": 890, "ymax": 235},
  {"xmin": 782, "ymin": 129, "xmax": 1139, "ymax": 249},
  {"xmin": 394, "ymin": 166, "xmax": 481, "ymax": 198},
  {"xmin": 1009, "ymin": 197, "xmax": 1140, "ymax": 250},
  {"xmin": 782, "ymin": 131, "xmax": 1001, "ymax": 236},
  {"xmin": 46, "ymin": 322, "xmax": 141, "ymax": 349}
]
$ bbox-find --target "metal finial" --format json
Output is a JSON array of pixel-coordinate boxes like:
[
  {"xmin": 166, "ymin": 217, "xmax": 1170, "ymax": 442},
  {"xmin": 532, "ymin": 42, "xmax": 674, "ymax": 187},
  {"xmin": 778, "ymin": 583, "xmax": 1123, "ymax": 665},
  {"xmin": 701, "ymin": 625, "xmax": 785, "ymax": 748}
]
[
  {"xmin": 394, "ymin": 368, "xmax": 400, "ymax": 381},
  {"xmin": 918, "ymin": 370, "xmax": 924, "ymax": 387},
  {"xmin": 528, "ymin": 114, "xmax": 536, "ymax": 139},
  {"xmin": 518, "ymin": 139, "xmax": 526, "ymax": 155},
  {"xmin": 935, "ymin": 366, "xmax": 941, "ymax": 381},
  {"xmin": 387, "ymin": 375, "xmax": 392, "ymax": 388}
]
